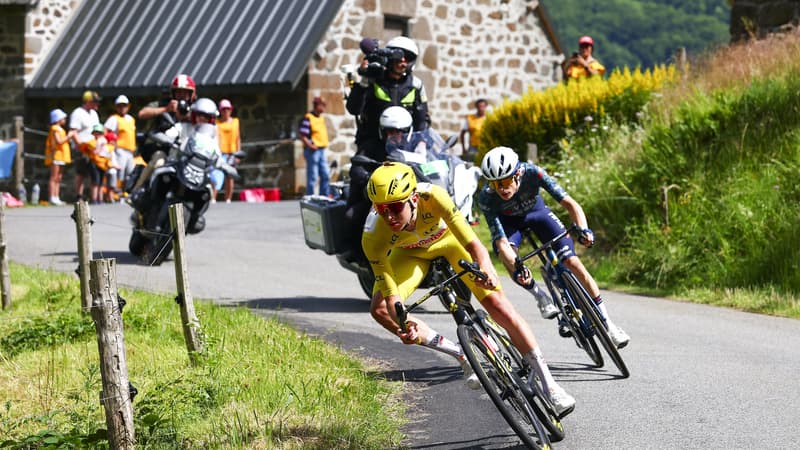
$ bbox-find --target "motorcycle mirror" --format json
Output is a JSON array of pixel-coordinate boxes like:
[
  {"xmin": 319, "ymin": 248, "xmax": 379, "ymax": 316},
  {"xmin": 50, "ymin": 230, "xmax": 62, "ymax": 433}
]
[{"xmin": 445, "ymin": 135, "xmax": 458, "ymax": 149}]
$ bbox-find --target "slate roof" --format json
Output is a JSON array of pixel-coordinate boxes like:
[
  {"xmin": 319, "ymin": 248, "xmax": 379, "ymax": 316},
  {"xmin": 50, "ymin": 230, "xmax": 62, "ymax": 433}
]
[{"xmin": 26, "ymin": 0, "xmax": 344, "ymax": 97}]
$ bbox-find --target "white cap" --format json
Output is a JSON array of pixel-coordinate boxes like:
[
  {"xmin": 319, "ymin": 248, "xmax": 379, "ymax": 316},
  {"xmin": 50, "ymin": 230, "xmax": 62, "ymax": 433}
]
[{"xmin": 114, "ymin": 95, "xmax": 129, "ymax": 105}]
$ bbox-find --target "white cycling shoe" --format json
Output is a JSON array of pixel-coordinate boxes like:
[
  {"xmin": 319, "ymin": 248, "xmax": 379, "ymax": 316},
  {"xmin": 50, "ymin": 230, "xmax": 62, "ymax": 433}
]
[
  {"xmin": 534, "ymin": 288, "xmax": 559, "ymax": 319},
  {"xmin": 459, "ymin": 358, "xmax": 482, "ymax": 390},
  {"xmin": 548, "ymin": 385, "xmax": 576, "ymax": 417},
  {"xmin": 607, "ymin": 322, "xmax": 630, "ymax": 349}
]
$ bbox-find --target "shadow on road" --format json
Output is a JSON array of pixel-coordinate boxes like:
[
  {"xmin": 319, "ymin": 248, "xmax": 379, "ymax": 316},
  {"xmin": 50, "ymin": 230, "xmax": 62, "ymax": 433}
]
[
  {"xmin": 547, "ymin": 360, "xmax": 627, "ymax": 382},
  {"xmin": 239, "ymin": 296, "xmax": 371, "ymax": 313},
  {"xmin": 42, "ymin": 250, "xmax": 145, "ymax": 266}
]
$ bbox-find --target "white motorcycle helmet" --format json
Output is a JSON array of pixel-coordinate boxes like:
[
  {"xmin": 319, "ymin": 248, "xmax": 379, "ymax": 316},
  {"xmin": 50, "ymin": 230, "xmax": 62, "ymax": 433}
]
[
  {"xmin": 481, "ymin": 146, "xmax": 519, "ymax": 180},
  {"xmin": 191, "ymin": 97, "xmax": 219, "ymax": 124},
  {"xmin": 386, "ymin": 36, "xmax": 418, "ymax": 68},
  {"xmin": 379, "ymin": 106, "xmax": 413, "ymax": 142}
]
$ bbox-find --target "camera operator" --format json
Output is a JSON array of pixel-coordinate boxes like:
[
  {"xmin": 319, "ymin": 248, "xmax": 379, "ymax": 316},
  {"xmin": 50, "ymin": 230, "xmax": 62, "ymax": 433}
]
[
  {"xmin": 130, "ymin": 74, "xmax": 198, "ymax": 192},
  {"xmin": 342, "ymin": 36, "xmax": 431, "ymax": 260}
]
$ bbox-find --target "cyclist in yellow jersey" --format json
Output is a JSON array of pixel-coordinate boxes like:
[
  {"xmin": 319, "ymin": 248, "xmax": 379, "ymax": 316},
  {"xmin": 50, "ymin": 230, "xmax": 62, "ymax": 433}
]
[{"xmin": 362, "ymin": 162, "xmax": 576, "ymax": 415}]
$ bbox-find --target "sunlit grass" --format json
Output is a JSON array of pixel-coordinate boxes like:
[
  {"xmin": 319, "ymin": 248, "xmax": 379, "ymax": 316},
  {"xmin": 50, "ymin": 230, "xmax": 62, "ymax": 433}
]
[{"xmin": 1, "ymin": 263, "xmax": 404, "ymax": 449}]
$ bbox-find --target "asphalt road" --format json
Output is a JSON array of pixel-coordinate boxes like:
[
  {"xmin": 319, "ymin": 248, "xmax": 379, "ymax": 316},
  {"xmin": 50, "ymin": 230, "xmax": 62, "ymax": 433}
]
[{"xmin": 4, "ymin": 201, "xmax": 800, "ymax": 449}]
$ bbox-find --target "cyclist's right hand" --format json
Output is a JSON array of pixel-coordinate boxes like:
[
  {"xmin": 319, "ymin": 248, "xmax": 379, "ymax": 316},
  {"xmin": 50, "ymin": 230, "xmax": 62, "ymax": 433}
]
[
  {"xmin": 397, "ymin": 320, "xmax": 421, "ymax": 345},
  {"xmin": 513, "ymin": 258, "xmax": 533, "ymax": 287}
]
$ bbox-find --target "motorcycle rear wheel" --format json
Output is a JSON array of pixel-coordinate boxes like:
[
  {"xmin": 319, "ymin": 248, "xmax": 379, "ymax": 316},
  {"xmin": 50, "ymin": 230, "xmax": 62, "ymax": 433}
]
[{"xmin": 357, "ymin": 270, "xmax": 374, "ymax": 299}]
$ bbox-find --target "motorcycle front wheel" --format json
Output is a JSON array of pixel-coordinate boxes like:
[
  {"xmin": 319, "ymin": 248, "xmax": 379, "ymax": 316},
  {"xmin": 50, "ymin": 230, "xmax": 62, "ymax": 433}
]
[{"xmin": 128, "ymin": 229, "xmax": 147, "ymax": 257}]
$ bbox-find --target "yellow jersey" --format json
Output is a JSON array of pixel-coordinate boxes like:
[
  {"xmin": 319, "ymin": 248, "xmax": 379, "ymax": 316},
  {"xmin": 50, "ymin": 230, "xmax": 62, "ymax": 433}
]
[
  {"xmin": 45, "ymin": 124, "xmax": 71, "ymax": 166},
  {"xmin": 217, "ymin": 117, "xmax": 240, "ymax": 154},
  {"xmin": 362, "ymin": 183, "xmax": 493, "ymax": 301}
]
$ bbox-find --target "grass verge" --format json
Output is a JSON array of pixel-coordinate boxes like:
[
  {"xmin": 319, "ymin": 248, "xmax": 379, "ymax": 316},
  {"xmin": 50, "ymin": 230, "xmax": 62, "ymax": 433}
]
[{"xmin": 0, "ymin": 263, "xmax": 405, "ymax": 449}]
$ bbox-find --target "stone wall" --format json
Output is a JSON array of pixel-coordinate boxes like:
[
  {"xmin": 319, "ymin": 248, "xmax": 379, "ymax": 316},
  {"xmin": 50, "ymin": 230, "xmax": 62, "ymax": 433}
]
[
  {"xmin": 731, "ymin": 0, "xmax": 800, "ymax": 41},
  {"xmin": 305, "ymin": 0, "xmax": 563, "ymax": 184},
  {"xmin": 0, "ymin": 5, "xmax": 27, "ymax": 136}
]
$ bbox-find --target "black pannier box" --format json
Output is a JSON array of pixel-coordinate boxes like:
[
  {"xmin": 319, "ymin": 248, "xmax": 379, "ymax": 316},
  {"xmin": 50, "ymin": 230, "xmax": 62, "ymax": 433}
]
[{"xmin": 300, "ymin": 195, "xmax": 347, "ymax": 254}]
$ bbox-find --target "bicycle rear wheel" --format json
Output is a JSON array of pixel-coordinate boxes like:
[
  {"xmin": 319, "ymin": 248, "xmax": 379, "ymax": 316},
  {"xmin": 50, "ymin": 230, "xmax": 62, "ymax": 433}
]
[
  {"xmin": 476, "ymin": 310, "xmax": 564, "ymax": 442},
  {"xmin": 541, "ymin": 267, "xmax": 603, "ymax": 367},
  {"xmin": 457, "ymin": 323, "xmax": 551, "ymax": 449},
  {"xmin": 562, "ymin": 272, "xmax": 630, "ymax": 378}
]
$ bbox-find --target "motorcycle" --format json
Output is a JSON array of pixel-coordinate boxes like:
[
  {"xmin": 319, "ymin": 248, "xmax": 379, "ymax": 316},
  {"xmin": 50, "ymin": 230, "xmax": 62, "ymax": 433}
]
[
  {"xmin": 128, "ymin": 113, "xmax": 238, "ymax": 265},
  {"xmin": 300, "ymin": 128, "xmax": 482, "ymax": 299}
]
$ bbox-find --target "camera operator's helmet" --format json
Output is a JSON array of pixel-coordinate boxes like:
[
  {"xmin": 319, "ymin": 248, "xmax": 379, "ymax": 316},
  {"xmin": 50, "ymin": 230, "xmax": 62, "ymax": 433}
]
[
  {"xmin": 386, "ymin": 36, "xmax": 418, "ymax": 67},
  {"xmin": 171, "ymin": 74, "xmax": 196, "ymax": 101},
  {"xmin": 379, "ymin": 106, "xmax": 413, "ymax": 141},
  {"xmin": 481, "ymin": 146, "xmax": 520, "ymax": 180},
  {"xmin": 367, "ymin": 162, "xmax": 417, "ymax": 204},
  {"xmin": 191, "ymin": 97, "xmax": 218, "ymax": 124}
]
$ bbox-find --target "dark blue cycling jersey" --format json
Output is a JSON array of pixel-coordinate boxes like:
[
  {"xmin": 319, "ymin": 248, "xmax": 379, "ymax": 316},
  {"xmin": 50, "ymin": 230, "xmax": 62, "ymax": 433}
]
[{"xmin": 478, "ymin": 162, "xmax": 573, "ymax": 257}]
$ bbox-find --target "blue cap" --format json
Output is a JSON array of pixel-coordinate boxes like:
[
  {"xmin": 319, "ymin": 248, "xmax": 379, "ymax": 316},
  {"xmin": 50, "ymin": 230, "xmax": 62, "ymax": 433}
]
[{"xmin": 49, "ymin": 108, "xmax": 67, "ymax": 124}]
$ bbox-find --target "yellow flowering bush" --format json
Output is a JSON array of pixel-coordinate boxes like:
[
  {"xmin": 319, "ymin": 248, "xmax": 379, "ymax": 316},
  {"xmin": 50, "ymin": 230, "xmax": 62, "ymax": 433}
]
[{"xmin": 478, "ymin": 65, "xmax": 678, "ymax": 163}]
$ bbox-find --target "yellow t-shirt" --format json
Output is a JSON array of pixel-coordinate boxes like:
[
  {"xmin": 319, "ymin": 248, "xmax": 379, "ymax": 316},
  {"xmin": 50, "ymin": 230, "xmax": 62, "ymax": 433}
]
[
  {"xmin": 304, "ymin": 112, "xmax": 329, "ymax": 148},
  {"xmin": 565, "ymin": 58, "xmax": 606, "ymax": 79},
  {"xmin": 45, "ymin": 124, "xmax": 71, "ymax": 166},
  {"xmin": 466, "ymin": 114, "xmax": 486, "ymax": 149},
  {"xmin": 87, "ymin": 138, "xmax": 113, "ymax": 171},
  {"xmin": 112, "ymin": 113, "xmax": 137, "ymax": 152},
  {"xmin": 217, "ymin": 117, "xmax": 240, "ymax": 154},
  {"xmin": 362, "ymin": 183, "xmax": 494, "ymax": 301}
]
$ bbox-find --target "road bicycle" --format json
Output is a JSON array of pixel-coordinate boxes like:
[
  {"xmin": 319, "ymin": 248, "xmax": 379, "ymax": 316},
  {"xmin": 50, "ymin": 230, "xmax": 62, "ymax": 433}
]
[
  {"xmin": 395, "ymin": 258, "xmax": 564, "ymax": 449},
  {"xmin": 516, "ymin": 226, "xmax": 629, "ymax": 378}
]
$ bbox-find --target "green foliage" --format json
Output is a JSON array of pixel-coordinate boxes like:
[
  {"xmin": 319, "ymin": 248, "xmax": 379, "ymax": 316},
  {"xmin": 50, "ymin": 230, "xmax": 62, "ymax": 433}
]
[
  {"xmin": 566, "ymin": 72, "xmax": 800, "ymax": 295},
  {"xmin": 545, "ymin": 0, "xmax": 730, "ymax": 71}
]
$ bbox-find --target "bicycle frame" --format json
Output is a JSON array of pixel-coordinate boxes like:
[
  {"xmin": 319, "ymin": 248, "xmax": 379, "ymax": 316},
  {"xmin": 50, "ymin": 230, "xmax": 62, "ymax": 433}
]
[{"xmin": 517, "ymin": 227, "xmax": 629, "ymax": 378}]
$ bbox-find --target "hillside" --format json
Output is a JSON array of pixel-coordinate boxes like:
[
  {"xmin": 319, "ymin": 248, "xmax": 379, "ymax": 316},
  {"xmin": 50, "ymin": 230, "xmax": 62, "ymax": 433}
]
[{"xmin": 545, "ymin": 0, "xmax": 731, "ymax": 71}]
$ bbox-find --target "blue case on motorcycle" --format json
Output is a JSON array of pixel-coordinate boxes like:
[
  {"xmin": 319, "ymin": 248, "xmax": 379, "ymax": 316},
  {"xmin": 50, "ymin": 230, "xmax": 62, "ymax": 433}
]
[{"xmin": 300, "ymin": 196, "xmax": 347, "ymax": 254}]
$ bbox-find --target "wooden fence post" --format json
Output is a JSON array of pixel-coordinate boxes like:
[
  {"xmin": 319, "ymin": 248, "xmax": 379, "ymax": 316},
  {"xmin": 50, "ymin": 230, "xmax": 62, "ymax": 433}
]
[
  {"xmin": 73, "ymin": 201, "xmax": 93, "ymax": 312},
  {"xmin": 13, "ymin": 116, "xmax": 24, "ymax": 194},
  {"xmin": 89, "ymin": 258, "xmax": 135, "ymax": 449},
  {"xmin": 1, "ymin": 196, "xmax": 10, "ymax": 310},
  {"xmin": 169, "ymin": 204, "xmax": 205, "ymax": 362}
]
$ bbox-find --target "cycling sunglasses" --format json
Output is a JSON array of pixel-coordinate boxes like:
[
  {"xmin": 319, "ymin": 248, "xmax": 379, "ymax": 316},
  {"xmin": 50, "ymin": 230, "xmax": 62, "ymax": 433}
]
[
  {"xmin": 489, "ymin": 175, "xmax": 518, "ymax": 191},
  {"xmin": 375, "ymin": 200, "xmax": 408, "ymax": 216}
]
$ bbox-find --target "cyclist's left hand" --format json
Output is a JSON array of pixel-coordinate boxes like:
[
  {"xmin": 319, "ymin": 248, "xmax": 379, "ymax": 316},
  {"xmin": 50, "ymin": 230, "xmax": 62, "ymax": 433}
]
[
  {"xmin": 397, "ymin": 320, "xmax": 421, "ymax": 344},
  {"xmin": 476, "ymin": 269, "xmax": 500, "ymax": 291},
  {"xmin": 577, "ymin": 227, "xmax": 594, "ymax": 248}
]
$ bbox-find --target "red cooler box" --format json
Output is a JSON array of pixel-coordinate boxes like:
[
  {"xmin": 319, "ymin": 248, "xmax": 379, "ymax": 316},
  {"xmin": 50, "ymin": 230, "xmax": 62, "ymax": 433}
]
[{"xmin": 300, "ymin": 195, "xmax": 347, "ymax": 254}]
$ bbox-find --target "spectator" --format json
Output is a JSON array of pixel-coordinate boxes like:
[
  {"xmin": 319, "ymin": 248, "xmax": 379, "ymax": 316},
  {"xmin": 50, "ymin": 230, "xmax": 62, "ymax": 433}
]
[
  {"xmin": 44, "ymin": 109, "xmax": 76, "ymax": 205},
  {"xmin": 104, "ymin": 95, "xmax": 136, "ymax": 196},
  {"xmin": 562, "ymin": 35, "xmax": 606, "ymax": 80},
  {"xmin": 298, "ymin": 96, "xmax": 330, "ymax": 196},
  {"xmin": 215, "ymin": 99, "xmax": 241, "ymax": 203},
  {"xmin": 69, "ymin": 90, "xmax": 101, "ymax": 201},
  {"xmin": 459, "ymin": 98, "xmax": 488, "ymax": 164},
  {"xmin": 87, "ymin": 124, "xmax": 113, "ymax": 204}
]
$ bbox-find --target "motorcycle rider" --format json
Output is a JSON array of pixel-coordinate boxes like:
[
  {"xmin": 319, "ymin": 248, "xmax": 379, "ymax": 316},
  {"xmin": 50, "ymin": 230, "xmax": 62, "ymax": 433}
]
[
  {"xmin": 131, "ymin": 74, "xmax": 197, "ymax": 192},
  {"xmin": 343, "ymin": 37, "xmax": 431, "ymax": 260}
]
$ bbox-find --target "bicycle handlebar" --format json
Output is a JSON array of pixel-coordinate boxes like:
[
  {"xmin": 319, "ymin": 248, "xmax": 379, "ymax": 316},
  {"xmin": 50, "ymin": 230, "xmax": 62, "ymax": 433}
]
[
  {"xmin": 394, "ymin": 258, "xmax": 488, "ymax": 324},
  {"xmin": 517, "ymin": 225, "xmax": 582, "ymax": 264}
]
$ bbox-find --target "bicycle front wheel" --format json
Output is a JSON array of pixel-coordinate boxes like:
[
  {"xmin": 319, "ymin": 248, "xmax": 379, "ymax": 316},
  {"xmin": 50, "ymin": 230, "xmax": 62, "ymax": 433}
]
[
  {"xmin": 457, "ymin": 323, "xmax": 551, "ymax": 449},
  {"xmin": 563, "ymin": 272, "xmax": 630, "ymax": 378},
  {"xmin": 541, "ymin": 266, "xmax": 603, "ymax": 368}
]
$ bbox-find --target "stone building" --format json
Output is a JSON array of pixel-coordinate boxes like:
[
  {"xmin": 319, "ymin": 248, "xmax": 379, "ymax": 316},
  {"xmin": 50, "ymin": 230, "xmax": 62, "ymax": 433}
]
[{"xmin": 1, "ymin": 0, "xmax": 564, "ymax": 198}]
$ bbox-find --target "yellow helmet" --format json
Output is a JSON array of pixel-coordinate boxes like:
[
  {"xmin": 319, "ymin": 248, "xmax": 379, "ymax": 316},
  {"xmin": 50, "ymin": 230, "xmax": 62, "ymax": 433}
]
[{"xmin": 367, "ymin": 162, "xmax": 417, "ymax": 204}]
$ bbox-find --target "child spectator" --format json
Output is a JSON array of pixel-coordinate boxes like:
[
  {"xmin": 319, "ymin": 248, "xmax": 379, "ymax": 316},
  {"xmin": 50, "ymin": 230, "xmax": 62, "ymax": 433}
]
[
  {"xmin": 87, "ymin": 124, "xmax": 113, "ymax": 204},
  {"xmin": 44, "ymin": 109, "xmax": 76, "ymax": 205},
  {"xmin": 104, "ymin": 95, "xmax": 136, "ymax": 195}
]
